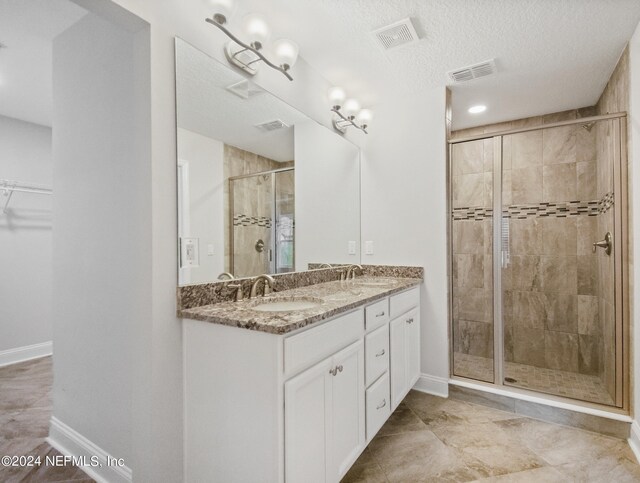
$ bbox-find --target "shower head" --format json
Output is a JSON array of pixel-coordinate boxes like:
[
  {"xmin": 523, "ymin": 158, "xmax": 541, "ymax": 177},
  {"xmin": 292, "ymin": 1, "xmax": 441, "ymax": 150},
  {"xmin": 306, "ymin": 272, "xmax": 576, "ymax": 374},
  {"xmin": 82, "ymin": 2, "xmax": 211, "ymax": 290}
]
[{"xmin": 581, "ymin": 122, "xmax": 596, "ymax": 132}]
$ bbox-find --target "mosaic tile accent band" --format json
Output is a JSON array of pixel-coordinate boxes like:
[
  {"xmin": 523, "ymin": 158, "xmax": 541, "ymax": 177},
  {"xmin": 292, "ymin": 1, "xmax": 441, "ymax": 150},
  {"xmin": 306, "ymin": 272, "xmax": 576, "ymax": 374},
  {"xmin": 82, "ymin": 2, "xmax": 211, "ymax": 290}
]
[
  {"xmin": 233, "ymin": 214, "xmax": 272, "ymax": 228},
  {"xmin": 453, "ymin": 192, "xmax": 614, "ymax": 221}
]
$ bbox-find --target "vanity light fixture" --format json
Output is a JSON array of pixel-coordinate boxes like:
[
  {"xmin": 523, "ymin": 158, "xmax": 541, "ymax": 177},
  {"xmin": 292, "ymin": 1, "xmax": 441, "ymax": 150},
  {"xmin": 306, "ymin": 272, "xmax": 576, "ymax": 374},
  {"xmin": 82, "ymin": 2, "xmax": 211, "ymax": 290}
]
[
  {"xmin": 329, "ymin": 87, "xmax": 373, "ymax": 134},
  {"xmin": 204, "ymin": 0, "xmax": 299, "ymax": 81},
  {"xmin": 468, "ymin": 104, "xmax": 487, "ymax": 114}
]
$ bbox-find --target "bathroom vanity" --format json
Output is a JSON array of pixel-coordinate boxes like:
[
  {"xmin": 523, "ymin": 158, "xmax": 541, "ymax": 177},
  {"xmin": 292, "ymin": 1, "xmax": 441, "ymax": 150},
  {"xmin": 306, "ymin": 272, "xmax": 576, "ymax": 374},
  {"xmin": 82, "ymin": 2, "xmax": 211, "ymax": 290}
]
[{"xmin": 181, "ymin": 277, "xmax": 421, "ymax": 483}]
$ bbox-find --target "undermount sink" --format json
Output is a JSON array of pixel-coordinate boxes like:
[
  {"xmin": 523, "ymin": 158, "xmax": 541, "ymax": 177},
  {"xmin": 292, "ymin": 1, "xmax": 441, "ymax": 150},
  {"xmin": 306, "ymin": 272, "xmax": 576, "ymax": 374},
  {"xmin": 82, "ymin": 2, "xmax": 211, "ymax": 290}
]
[{"xmin": 250, "ymin": 297, "xmax": 323, "ymax": 312}]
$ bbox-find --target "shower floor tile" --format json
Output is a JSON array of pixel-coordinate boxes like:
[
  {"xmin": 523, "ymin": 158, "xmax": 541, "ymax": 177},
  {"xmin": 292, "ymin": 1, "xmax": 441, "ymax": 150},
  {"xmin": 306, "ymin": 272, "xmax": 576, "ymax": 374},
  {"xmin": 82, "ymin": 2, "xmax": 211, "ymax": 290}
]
[{"xmin": 453, "ymin": 353, "xmax": 615, "ymax": 406}]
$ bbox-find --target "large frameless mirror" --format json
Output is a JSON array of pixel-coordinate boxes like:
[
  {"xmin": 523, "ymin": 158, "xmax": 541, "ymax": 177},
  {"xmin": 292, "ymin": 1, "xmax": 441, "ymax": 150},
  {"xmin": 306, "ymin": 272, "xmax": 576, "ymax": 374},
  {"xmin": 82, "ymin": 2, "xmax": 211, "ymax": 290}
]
[{"xmin": 175, "ymin": 38, "xmax": 361, "ymax": 285}]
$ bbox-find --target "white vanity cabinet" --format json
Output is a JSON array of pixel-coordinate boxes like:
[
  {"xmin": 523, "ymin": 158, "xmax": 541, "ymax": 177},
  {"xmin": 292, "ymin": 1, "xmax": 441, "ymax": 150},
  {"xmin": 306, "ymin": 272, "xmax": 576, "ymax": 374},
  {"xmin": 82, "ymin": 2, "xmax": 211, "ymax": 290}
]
[
  {"xmin": 390, "ymin": 289, "xmax": 421, "ymax": 410},
  {"xmin": 285, "ymin": 339, "xmax": 365, "ymax": 483},
  {"xmin": 183, "ymin": 284, "xmax": 421, "ymax": 483}
]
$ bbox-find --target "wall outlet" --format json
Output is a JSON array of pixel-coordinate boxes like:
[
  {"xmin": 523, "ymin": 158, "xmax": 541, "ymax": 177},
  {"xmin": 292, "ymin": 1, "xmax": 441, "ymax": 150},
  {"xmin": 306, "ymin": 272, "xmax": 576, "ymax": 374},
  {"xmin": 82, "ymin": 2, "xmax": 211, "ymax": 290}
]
[
  {"xmin": 348, "ymin": 241, "xmax": 356, "ymax": 255},
  {"xmin": 207, "ymin": 244, "xmax": 215, "ymax": 256},
  {"xmin": 365, "ymin": 241, "xmax": 374, "ymax": 255}
]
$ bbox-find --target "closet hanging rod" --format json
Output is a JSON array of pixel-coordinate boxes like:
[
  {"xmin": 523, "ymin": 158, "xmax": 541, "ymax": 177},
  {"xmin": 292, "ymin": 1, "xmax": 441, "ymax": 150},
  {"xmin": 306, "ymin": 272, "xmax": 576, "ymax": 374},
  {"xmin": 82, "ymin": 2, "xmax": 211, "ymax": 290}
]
[{"xmin": 1, "ymin": 179, "xmax": 53, "ymax": 214}]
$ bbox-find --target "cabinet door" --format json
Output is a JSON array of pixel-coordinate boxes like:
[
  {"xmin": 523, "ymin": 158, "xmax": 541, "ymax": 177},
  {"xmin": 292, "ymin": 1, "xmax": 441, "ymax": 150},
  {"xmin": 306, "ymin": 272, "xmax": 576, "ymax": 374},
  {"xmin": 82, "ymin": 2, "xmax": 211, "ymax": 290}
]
[
  {"xmin": 389, "ymin": 316, "xmax": 406, "ymax": 410},
  {"xmin": 405, "ymin": 308, "xmax": 421, "ymax": 388},
  {"xmin": 328, "ymin": 340, "xmax": 365, "ymax": 482},
  {"xmin": 285, "ymin": 357, "xmax": 332, "ymax": 483}
]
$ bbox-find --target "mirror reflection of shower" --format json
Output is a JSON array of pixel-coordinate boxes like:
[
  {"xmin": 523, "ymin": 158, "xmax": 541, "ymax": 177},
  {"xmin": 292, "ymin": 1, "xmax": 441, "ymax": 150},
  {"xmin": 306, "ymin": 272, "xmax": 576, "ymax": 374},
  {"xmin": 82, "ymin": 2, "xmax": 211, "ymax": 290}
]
[{"xmin": 230, "ymin": 168, "xmax": 295, "ymax": 278}]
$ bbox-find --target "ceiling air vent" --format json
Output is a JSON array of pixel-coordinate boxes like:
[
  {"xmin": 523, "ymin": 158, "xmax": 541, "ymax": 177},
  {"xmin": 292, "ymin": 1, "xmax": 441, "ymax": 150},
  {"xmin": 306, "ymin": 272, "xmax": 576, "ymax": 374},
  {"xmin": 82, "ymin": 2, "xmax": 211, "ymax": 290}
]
[
  {"xmin": 372, "ymin": 18, "xmax": 419, "ymax": 50},
  {"xmin": 226, "ymin": 79, "xmax": 265, "ymax": 99},
  {"xmin": 255, "ymin": 119, "xmax": 289, "ymax": 132},
  {"xmin": 448, "ymin": 59, "xmax": 497, "ymax": 83}
]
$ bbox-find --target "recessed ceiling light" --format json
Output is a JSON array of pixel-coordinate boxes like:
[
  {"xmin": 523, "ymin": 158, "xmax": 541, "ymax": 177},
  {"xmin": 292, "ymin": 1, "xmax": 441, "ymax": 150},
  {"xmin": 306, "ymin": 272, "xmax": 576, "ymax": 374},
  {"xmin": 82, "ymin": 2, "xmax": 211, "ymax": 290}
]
[{"xmin": 468, "ymin": 105, "xmax": 487, "ymax": 114}]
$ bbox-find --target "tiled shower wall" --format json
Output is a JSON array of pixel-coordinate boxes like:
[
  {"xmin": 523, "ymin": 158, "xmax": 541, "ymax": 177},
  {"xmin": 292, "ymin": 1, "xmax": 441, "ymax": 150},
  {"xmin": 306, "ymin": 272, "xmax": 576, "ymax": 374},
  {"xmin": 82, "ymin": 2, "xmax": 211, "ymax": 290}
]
[
  {"xmin": 451, "ymin": 107, "xmax": 613, "ymax": 383},
  {"xmin": 596, "ymin": 46, "xmax": 629, "ymax": 400},
  {"xmin": 223, "ymin": 144, "xmax": 294, "ymax": 277}
]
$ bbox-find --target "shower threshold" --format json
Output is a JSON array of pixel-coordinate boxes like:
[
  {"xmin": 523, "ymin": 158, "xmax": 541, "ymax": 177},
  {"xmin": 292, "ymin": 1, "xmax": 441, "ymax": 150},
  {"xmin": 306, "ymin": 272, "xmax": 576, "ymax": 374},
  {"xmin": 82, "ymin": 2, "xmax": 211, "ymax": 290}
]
[{"xmin": 453, "ymin": 353, "xmax": 614, "ymax": 407}]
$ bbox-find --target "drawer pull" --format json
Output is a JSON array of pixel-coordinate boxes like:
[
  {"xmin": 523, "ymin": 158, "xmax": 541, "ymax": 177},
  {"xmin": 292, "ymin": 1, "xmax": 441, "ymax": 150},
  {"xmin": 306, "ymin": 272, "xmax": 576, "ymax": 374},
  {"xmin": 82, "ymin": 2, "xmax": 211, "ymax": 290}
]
[
  {"xmin": 406, "ymin": 317, "xmax": 414, "ymax": 324},
  {"xmin": 376, "ymin": 311, "xmax": 386, "ymax": 317},
  {"xmin": 375, "ymin": 349, "xmax": 386, "ymax": 357},
  {"xmin": 337, "ymin": 364, "xmax": 343, "ymax": 373},
  {"xmin": 376, "ymin": 399, "xmax": 387, "ymax": 410}
]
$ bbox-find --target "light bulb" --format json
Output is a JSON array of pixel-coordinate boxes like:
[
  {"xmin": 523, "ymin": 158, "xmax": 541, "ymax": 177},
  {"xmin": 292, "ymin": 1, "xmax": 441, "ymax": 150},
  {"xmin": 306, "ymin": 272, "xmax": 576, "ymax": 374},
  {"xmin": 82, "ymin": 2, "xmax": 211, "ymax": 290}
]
[
  {"xmin": 357, "ymin": 109, "xmax": 373, "ymax": 125},
  {"xmin": 204, "ymin": 0, "xmax": 236, "ymax": 24},
  {"xmin": 328, "ymin": 87, "xmax": 346, "ymax": 108},
  {"xmin": 468, "ymin": 105, "xmax": 487, "ymax": 114},
  {"xmin": 243, "ymin": 13, "xmax": 270, "ymax": 48},
  {"xmin": 273, "ymin": 39, "xmax": 299, "ymax": 69},
  {"xmin": 343, "ymin": 99, "xmax": 360, "ymax": 117}
]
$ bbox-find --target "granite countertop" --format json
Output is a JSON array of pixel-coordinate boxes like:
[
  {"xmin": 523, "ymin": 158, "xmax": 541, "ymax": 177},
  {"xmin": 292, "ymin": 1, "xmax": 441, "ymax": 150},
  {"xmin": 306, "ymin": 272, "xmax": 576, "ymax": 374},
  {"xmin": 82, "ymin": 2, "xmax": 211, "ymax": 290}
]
[{"xmin": 179, "ymin": 277, "xmax": 422, "ymax": 335}]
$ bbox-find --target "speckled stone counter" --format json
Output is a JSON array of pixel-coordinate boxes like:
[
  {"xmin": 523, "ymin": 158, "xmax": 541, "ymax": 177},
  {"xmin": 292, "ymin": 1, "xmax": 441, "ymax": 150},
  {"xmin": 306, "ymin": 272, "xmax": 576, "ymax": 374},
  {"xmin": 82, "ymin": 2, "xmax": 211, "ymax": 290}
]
[{"xmin": 179, "ymin": 277, "xmax": 422, "ymax": 335}]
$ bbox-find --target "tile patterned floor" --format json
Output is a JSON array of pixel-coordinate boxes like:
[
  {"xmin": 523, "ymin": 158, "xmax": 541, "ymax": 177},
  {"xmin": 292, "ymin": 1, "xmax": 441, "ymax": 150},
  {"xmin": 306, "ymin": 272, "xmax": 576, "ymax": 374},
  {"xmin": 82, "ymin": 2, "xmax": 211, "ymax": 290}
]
[
  {"xmin": 343, "ymin": 390, "xmax": 640, "ymax": 482},
  {"xmin": 0, "ymin": 357, "xmax": 93, "ymax": 483},
  {"xmin": 453, "ymin": 353, "xmax": 615, "ymax": 406}
]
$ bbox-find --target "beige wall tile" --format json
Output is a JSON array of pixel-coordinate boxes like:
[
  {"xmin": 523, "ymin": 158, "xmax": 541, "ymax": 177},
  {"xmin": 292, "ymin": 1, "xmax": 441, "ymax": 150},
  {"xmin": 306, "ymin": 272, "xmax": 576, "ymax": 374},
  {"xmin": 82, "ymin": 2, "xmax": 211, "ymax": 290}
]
[
  {"xmin": 543, "ymin": 163, "xmax": 577, "ymax": 202},
  {"xmin": 541, "ymin": 256, "xmax": 577, "ymax": 294},
  {"xmin": 577, "ymin": 295, "xmax": 599, "ymax": 335},
  {"xmin": 543, "ymin": 125, "xmax": 576, "ymax": 165},
  {"xmin": 544, "ymin": 293, "xmax": 578, "ymax": 333},
  {"xmin": 540, "ymin": 217, "xmax": 576, "ymax": 256},
  {"xmin": 544, "ymin": 331, "xmax": 579, "ymax": 372},
  {"xmin": 512, "ymin": 167, "xmax": 542, "ymax": 204},
  {"xmin": 510, "ymin": 131, "xmax": 543, "ymax": 169}
]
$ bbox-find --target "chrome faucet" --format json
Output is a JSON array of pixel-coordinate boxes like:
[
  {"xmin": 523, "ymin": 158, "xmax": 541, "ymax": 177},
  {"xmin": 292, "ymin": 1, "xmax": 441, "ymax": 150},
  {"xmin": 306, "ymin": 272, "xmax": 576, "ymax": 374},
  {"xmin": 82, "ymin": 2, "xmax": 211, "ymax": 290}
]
[
  {"xmin": 218, "ymin": 272, "xmax": 235, "ymax": 280},
  {"xmin": 250, "ymin": 274, "xmax": 276, "ymax": 298},
  {"xmin": 345, "ymin": 264, "xmax": 363, "ymax": 280}
]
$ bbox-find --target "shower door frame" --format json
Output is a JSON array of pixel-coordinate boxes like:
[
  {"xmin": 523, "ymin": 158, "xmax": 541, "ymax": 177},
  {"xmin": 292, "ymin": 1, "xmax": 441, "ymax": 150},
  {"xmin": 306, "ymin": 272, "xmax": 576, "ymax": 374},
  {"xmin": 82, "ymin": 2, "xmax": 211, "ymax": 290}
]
[
  {"xmin": 228, "ymin": 167, "xmax": 295, "ymax": 276},
  {"xmin": 447, "ymin": 112, "xmax": 629, "ymax": 412}
]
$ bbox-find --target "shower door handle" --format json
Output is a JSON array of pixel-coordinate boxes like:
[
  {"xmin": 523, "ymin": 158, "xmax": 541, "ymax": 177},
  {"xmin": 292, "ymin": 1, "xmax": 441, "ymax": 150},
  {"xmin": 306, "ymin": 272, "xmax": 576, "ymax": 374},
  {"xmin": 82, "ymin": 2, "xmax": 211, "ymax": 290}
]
[{"xmin": 592, "ymin": 232, "xmax": 612, "ymax": 255}]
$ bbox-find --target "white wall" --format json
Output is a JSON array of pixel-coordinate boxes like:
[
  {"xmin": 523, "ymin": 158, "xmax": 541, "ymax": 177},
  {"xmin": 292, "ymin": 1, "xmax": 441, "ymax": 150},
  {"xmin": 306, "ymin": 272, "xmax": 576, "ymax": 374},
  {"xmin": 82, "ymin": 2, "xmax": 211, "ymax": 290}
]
[
  {"xmin": 360, "ymin": 88, "xmax": 449, "ymax": 393},
  {"xmin": 177, "ymin": 127, "xmax": 224, "ymax": 285},
  {"xmin": 0, "ymin": 115, "xmax": 52, "ymax": 353},
  {"xmin": 52, "ymin": 10, "xmax": 151, "ymax": 469},
  {"xmin": 295, "ymin": 121, "xmax": 361, "ymax": 268}
]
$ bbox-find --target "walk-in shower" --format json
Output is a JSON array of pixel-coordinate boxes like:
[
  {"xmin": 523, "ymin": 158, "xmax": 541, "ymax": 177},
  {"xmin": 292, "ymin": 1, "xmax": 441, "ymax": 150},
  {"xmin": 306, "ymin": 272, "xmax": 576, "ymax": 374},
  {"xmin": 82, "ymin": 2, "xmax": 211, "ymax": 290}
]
[
  {"xmin": 448, "ymin": 113, "xmax": 628, "ymax": 409},
  {"xmin": 229, "ymin": 167, "xmax": 295, "ymax": 278}
]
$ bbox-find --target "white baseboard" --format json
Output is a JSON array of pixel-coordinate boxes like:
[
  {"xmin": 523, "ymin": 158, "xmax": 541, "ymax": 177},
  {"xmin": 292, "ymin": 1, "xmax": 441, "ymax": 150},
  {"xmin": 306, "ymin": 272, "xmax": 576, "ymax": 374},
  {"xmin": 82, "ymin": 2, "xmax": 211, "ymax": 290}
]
[
  {"xmin": 47, "ymin": 417, "xmax": 132, "ymax": 483},
  {"xmin": 0, "ymin": 341, "xmax": 52, "ymax": 367},
  {"xmin": 629, "ymin": 421, "xmax": 640, "ymax": 464},
  {"xmin": 412, "ymin": 373, "xmax": 449, "ymax": 398}
]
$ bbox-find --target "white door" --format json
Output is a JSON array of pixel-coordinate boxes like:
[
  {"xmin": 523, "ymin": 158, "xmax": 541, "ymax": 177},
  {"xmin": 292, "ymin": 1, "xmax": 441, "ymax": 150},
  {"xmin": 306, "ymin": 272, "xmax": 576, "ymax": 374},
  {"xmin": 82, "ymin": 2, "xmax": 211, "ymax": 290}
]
[
  {"xmin": 285, "ymin": 357, "xmax": 332, "ymax": 483},
  {"xmin": 405, "ymin": 308, "xmax": 421, "ymax": 388},
  {"xmin": 328, "ymin": 340, "xmax": 365, "ymax": 482},
  {"xmin": 389, "ymin": 316, "xmax": 407, "ymax": 410}
]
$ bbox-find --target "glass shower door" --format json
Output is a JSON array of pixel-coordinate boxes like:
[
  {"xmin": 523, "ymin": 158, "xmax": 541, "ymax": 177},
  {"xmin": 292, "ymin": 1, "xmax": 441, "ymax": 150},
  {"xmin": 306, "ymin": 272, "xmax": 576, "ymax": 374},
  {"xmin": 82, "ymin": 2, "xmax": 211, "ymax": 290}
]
[
  {"xmin": 274, "ymin": 170, "xmax": 295, "ymax": 273},
  {"xmin": 230, "ymin": 173, "xmax": 273, "ymax": 278},
  {"xmin": 501, "ymin": 118, "xmax": 622, "ymax": 407},
  {"xmin": 451, "ymin": 138, "xmax": 495, "ymax": 383}
]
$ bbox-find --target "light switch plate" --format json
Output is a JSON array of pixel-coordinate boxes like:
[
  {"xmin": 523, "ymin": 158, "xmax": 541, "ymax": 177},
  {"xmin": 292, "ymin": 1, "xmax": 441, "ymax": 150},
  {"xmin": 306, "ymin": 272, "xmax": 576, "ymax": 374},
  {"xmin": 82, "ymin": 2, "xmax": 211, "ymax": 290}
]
[
  {"xmin": 348, "ymin": 241, "xmax": 356, "ymax": 255},
  {"xmin": 365, "ymin": 241, "xmax": 374, "ymax": 255},
  {"xmin": 181, "ymin": 237, "xmax": 199, "ymax": 267}
]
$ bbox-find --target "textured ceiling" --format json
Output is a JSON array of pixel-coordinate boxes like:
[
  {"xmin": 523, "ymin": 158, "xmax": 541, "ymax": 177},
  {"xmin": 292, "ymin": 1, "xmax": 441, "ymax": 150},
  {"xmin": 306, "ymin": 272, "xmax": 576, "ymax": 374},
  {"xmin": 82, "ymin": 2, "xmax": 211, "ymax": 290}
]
[
  {"xmin": 232, "ymin": 0, "xmax": 640, "ymax": 129},
  {"xmin": 176, "ymin": 38, "xmax": 309, "ymax": 162},
  {"xmin": 0, "ymin": 0, "xmax": 86, "ymax": 126}
]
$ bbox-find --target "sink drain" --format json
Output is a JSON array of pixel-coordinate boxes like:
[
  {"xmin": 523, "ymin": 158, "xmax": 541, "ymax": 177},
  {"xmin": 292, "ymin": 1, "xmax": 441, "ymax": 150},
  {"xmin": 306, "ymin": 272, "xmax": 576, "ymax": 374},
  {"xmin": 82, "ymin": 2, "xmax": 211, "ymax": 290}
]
[{"xmin": 504, "ymin": 377, "xmax": 517, "ymax": 383}]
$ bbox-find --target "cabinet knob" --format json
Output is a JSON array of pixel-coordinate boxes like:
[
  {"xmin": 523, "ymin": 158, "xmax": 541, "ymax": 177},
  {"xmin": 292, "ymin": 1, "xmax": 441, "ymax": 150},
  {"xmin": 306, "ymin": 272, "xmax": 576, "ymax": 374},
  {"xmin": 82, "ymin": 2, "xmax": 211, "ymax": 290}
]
[
  {"xmin": 376, "ymin": 399, "xmax": 387, "ymax": 410},
  {"xmin": 329, "ymin": 365, "xmax": 344, "ymax": 376},
  {"xmin": 375, "ymin": 349, "xmax": 386, "ymax": 357},
  {"xmin": 376, "ymin": 311, "xmax": 385, "ymax": 317},
  {"xmin": 406, "ymin": 317, "xmax": 414, "ymax": 324}
]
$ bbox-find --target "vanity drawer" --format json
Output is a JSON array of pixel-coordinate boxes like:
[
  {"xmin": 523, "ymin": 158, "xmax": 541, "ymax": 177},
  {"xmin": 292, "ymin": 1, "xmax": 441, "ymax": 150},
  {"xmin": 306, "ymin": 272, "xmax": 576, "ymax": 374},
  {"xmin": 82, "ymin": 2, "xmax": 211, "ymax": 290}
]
[
  {"xmin": 284, "ymin": 308, "xmax": 363, "ymax": 377},
  {"xmin": 366, "ymin": 372, "xmax": 391, "ymax": 441},
  {"xmin": 365, "ymin": 299, "xmax": 389, "ymax": 331},
  {"xmin": 365, "ymin": 325, "xmax": 389, "ymax": 387},
  {"xmin": 390, "ymin": 287, "xmax": 419, "ymax": 319}
]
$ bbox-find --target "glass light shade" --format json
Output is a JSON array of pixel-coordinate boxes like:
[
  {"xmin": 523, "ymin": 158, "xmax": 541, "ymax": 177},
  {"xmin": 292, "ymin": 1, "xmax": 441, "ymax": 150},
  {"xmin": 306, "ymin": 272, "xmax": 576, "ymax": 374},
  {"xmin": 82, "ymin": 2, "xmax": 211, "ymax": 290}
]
[
  {"xmin": 273, "ymin": 39, "xmax": 299, "ymax": 68},
  {"xmin": 204, "ymin": 0, "xmax": 236, "ymax": 22},
  {"xmin": 343, "ymin": 98, "xmax": 360, "ymax": 117},
  {"xmin": 243, "ymin": 13, "xmax": 271, "ymax": 47},
  {"xmin": 328, "ymin": 87, "xmax": 346, "ymax": 107},
  {"xmin": 357, "ymin": 109, "xmax": 373, "ymax": 125}
]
